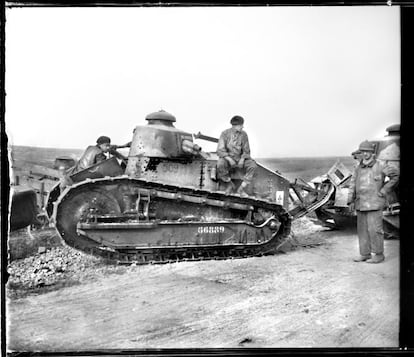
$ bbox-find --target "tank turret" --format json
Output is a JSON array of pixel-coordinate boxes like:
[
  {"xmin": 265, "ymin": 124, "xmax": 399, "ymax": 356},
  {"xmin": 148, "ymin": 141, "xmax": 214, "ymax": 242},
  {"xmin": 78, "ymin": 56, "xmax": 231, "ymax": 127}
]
[
  {"xmin": 127, "ymin": 110, "xmax": 195, "ymax": 159},
  {"xmin": 125, "ymin": 110, "xmax": 206, "ymax": 179}
]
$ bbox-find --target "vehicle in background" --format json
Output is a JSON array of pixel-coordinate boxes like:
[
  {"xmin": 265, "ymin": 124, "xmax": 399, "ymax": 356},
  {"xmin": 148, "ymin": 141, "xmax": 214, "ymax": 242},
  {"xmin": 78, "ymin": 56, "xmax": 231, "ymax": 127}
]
[
  {"xmin": 10, "ymin": 156, "xmax": 76, "ymax": 231},
  {"xmin": 312, "ymin": 124, "xmax": 400, "ymax": 238}
]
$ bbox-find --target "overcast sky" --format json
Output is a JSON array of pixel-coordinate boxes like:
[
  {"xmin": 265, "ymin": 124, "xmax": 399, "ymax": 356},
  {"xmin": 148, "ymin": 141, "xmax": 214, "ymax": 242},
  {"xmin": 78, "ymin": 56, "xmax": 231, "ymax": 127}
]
[{"xmin": 5, "ymin": 6, "xmax": 400, "ymax": 157}]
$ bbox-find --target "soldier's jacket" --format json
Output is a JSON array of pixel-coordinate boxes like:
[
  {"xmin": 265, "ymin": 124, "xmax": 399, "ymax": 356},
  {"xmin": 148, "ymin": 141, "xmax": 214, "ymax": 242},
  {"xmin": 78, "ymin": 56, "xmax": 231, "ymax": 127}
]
[
  {"xmin": 348, "ymin": 159, "xmax": 399, "ymax": 211},
  {"xmin": 70, "ymin": 145, "xmax": 107, "ymax": 174},
  {"xmin": 217, "ymin": 128, "xmax": 252, "ymax": 162}
]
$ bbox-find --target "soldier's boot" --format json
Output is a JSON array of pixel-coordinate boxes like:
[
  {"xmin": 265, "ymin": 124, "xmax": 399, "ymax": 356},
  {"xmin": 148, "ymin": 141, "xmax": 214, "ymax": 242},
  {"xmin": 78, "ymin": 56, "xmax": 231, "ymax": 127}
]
[
  {"xmin": 236, "ymin": 181, "xmax": 249, "ymax": 197},
  {"xmin": 224, "ymin": 181, "xmax": 235, "ymax": 194},
  {"xmin": 353, "ymin": 255, "xmax": 371, "ymax": 262},
  {"xmin": 366, "ymin": 253, "xmax": 385, "ymax": 264}
]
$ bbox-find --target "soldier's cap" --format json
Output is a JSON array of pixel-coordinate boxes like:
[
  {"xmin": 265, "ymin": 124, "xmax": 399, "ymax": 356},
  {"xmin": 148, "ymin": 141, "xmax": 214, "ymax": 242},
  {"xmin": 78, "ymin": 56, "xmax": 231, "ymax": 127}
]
[
  {"xmin": 96, "ymin": 136, "xmax": 111, "ymax": 145},
  {"xmin": 230, "ymin": 115, "xmax": 244, "ymax": 125},
  {"xmin": 358, "ymin": 140, "xmax": 375, "ymax": 152}
]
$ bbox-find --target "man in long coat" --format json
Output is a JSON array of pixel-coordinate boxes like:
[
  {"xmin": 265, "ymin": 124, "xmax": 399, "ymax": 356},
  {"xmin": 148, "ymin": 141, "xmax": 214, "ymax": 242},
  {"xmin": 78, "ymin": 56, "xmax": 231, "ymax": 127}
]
[{"xmin": 348, "ymin": 140, "xmax": 399, "ymax": 264}]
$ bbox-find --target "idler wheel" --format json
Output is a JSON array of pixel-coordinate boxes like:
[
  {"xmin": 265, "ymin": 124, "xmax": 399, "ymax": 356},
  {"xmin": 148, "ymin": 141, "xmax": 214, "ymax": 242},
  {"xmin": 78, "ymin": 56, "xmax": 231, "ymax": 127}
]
[
  {"xmin": 56, "ymin": 188, "xmax": 121, "ymax": 248},
  {"xmin": 269, "ymin": 219, "xmax": 281, "ymax": 232}
]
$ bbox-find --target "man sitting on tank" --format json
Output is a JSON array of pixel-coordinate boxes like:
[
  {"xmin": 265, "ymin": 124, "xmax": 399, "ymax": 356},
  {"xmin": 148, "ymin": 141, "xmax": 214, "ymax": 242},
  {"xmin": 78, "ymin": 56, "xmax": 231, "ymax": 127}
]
[
  {"xmin": 217, "ymin": 115, "xmax": 257, "ymax": 196},
  {"xmin": 59, "ymin": 136, "xmax": 130, "ymax": 189},
  {"xmin": 70, "ymin": 135, "xmax": 113, "ymax": 174},
  {"xmin": 70, "ymin": 136, "xmax": 132, "ymax": 175}
]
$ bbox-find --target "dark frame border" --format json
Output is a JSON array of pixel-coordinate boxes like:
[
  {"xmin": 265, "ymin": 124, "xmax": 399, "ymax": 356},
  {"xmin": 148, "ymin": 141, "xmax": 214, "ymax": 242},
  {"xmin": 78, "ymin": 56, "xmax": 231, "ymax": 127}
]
[{"xmin": 1, "ymin": 1, "xmax": 413, "ymax": 356}]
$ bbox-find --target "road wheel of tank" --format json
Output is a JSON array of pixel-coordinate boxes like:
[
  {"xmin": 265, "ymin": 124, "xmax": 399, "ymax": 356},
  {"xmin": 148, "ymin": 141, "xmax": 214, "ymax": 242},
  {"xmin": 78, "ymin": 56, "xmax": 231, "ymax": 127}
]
[{"xmin": 56, "ymin": 188, "xmax": 121, "ymax": 250}]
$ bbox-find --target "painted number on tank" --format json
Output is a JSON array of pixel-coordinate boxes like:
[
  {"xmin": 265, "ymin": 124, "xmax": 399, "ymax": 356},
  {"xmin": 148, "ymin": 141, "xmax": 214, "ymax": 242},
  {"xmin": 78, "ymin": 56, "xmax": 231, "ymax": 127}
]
[
  {"xmin": 276, "ymin": 191, "xmax": 284, "ymax": 205},
  {"xmin": 164, "ymin": 163, "xmax": 179, "ymax": 173},
  {"xmin": 198, "ymin": 226, "xmax": 225, "ymax": 234}
]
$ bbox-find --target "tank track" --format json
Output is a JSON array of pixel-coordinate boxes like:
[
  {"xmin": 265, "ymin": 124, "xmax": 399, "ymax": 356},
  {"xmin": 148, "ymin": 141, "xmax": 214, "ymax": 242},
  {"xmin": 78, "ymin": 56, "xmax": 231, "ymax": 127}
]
[{"xmin": 51, "ymin": 176, "xmax": 292, "ymax": 265}]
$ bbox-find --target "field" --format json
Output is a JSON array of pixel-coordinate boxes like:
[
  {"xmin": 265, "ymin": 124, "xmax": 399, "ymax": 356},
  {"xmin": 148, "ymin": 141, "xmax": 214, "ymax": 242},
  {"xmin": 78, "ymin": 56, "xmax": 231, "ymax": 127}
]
[
  {"xmin": 9, "ymin": 145, "xmax": 83, "ymax": 169},
  {"xmin": 8, "ymin": 145, "xmax": 355, "ymax": 182}
]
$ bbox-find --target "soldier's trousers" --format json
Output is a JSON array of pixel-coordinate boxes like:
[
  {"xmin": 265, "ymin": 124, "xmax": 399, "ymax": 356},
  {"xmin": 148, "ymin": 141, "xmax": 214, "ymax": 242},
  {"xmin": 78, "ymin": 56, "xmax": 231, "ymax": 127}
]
[
  {"xmin": 356, "ymin": 210, "xmax": 384, "ymax": 256},
  {"xmin": 217, "ymin": 158, "xmax": 257, "ymax": 184}
]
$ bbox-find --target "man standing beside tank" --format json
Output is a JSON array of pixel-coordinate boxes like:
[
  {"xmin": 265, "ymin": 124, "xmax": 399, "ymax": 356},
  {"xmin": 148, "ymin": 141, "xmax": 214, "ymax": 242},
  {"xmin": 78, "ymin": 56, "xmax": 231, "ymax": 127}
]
[
  {"xmin": 347, "ymin": 140, "xmax": 399, "ymax": 264},
  {"xmin": 217, "ymin": 115, "xmax": 257, "ymax": 196}
]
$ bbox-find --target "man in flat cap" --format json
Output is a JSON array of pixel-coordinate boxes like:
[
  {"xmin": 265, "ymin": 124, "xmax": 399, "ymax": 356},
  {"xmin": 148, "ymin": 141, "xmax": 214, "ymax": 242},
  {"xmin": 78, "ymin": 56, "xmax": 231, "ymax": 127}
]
[
  {"xmin": 347, "ymin": 140, "xmax": 399, "ymax": 264},
  {"xmin": 217, "ymin": 115, "xmax": 257, "ymax": 196},
  {"xmin": 59, "ymin": 136, "xmax": 130, "ymax": 189},
  {"xmin": 70, "ymin": 135, "xmax": 113, "ymax": 175}
]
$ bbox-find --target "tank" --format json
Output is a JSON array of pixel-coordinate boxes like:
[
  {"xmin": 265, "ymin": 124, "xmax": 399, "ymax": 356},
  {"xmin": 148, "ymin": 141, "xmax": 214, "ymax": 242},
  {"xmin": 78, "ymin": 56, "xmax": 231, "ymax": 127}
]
[
  {"xmin": 313, "ymin": 124, "xmax": 400, "ymax": 238},
  {"xmin": 46, "ymin": 110, "xmax": 333, "ymax": 264}
]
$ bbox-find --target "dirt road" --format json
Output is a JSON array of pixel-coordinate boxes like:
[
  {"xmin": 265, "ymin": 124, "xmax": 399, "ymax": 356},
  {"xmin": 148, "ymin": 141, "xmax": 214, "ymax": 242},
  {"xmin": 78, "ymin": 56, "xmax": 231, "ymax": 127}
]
[{"xmin": 6, "ymin": 223, "xmax": 399, "ymax": 351}]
